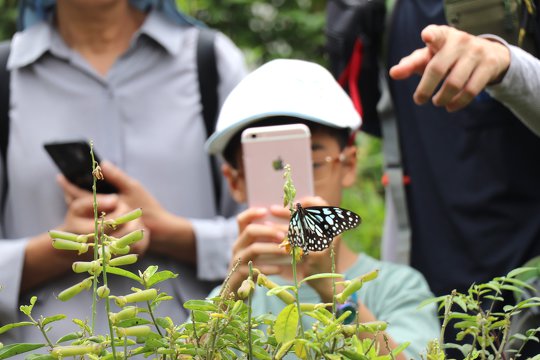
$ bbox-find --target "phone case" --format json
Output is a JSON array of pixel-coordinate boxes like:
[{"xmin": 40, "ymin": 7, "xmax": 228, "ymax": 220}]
[
  {"xmin": 44, "ymin": 141, "xmax": 117, "ymax": 194},
  {"xmin": 241, "ymin": 124, "xmax": 314, "ymax": 222}
]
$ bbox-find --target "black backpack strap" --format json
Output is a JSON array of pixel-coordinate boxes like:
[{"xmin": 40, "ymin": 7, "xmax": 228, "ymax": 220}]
[
  {"xmin": 0, "ymin": 40, "xmax": 10, "ymax": 224},
  {"xmin": 196, "ymin": 28, "xmax": 221, "ymax": 211}
]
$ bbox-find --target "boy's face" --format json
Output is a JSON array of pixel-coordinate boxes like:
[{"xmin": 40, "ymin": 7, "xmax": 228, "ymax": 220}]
[{"xmin": 223, "ymin": 130, "xmax": 357, "ymax": 207}]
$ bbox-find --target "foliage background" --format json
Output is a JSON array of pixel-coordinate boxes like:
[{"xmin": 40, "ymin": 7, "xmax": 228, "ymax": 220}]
[{"xmin": 0, "ymin": 0, "xmax": 385, "ymax": 258}]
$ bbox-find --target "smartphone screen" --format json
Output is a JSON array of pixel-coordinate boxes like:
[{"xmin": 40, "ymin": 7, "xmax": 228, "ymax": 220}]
[
  {"xmin": 44, "ymin": 141, "xmax": 117, "ymax": 194},
  {"xmin": 241, "ymin": 124, "xmax": 314, "ymax": 223}
]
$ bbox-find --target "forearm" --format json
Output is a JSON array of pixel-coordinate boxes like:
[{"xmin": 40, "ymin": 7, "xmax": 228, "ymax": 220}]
[
  {"xmin": 22, "ymin": 232, "xmax": 79, "ymax": 293},
  {"xmin": 147, "ymin": 213, "xmax": 197, "ymax": 265}
]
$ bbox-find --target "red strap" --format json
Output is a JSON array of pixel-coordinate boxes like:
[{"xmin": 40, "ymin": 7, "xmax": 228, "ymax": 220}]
[
  {"xmin": 338, "ymin": 39, "xmax": 364, "ymax": 118},
  {"xmin": 381, "ymin": 173, "xmax": 411, "ymax": 187}
]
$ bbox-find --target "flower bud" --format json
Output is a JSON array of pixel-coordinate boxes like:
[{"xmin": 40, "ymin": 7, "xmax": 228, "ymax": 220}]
[
  {"xmin": 57, "ymin": 277, "xmax": 93, "ymax": 302},
  {"xmin": 237, "ymin": 279, "xmax": 255, "ymax": 300},
  {"xmin": 109, "ymin": 254, "xmax": 138, "ymax": 267},
  {"xmin": 97, "ymin": 285, "xmax": 110, "ymax": 298}
]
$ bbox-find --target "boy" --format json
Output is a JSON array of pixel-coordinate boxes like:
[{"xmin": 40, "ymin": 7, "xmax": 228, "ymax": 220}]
[{"xmin": 205, "ymin": 59, "xmax": 440, "ymax": 359}]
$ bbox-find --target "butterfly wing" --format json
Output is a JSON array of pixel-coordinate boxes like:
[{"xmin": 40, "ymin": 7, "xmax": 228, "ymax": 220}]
[{"xmin": 288, "ymin": 205, "xmax": 361, "ymax": 253}]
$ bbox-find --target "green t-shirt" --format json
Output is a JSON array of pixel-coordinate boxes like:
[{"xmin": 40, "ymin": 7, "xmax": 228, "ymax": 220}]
[{"xmin": 210, "ymin": 254, "xmax": 440, "ymax": 358}]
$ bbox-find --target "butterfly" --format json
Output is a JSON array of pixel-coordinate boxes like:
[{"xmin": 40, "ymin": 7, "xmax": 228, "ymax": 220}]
[{"xmin": 288, "ymin": 203, "xmax": 361, "ymax": 253}]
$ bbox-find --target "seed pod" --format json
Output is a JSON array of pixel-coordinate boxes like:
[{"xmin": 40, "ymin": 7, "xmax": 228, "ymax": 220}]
[
  {"xmin": 52, "ymin": 239, "xmax": 89, "ymax": 254},
  {"xmin": 109, "ymin": 243, "xmax": 130, "ymax": 255},
  {"xmin": 57, "ymin": 277, "xmax": 93, "ymax": 302},
  {"xmin": 51, "ymin": 344, "xmax": 101, "ymax": 358},
  {"xmin": 257, "ymin": 274, "xmax": 295, "ymax": 304},
  {"xmin": 109, "ymin": 306, "xmax": 140, "ymax": 324},
  {"xmin": 105, "ymin": 208, "xmax": 143, "ymax": 228},
  {"xmin": 116, "ymin": 325, "xmax": 151, "ymax": 338},
  {"xmin": 336, "ymin": 269, "xmax": 379, "ymax": 303},
  {"xmin": 48, "ymin": 230, "xmax": 89, "ymax": 243},
  {"xmin": 114, "ymin": 230, "xmax": 144, "ymax": 248},
  {"xmin": 109, "ymin": 254, "xmax": 138, "ymax": 267},
  {"xmin": 115, "ymin": 289, "xmax": 157, "ymax": 307}
]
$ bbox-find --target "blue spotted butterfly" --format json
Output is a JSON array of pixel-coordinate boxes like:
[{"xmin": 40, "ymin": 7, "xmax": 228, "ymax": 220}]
[{"xmin": 288, "ymin": 203, "xmax": 361, "ymax": 253}]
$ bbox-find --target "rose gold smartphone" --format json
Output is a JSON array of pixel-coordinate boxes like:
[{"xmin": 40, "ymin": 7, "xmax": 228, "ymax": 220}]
[{"xmin": 241, "ymin": 123, "xmax": 314, "ymax": 224}]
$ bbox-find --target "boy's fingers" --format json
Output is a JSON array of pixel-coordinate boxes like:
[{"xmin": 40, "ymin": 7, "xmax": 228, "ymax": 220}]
[
  {"xmin": 233, "ymin": 223, "xmax": 285, "ymax": 254},
  {"xmin": 99, "ymin": 161, "xmax": 134, "ymax": 193},
  {"xmin": 237, "ymin": 207, "xmax": 268, "ymax": 231}
]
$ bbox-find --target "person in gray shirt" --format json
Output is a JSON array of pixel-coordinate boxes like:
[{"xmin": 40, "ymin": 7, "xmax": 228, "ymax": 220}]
[{"xmin": 0, "ymin": 0, "xmax": 246, "ymax": 347}]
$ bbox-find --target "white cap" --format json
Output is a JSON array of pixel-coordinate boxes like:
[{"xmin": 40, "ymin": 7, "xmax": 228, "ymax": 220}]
[{"xmin": 205, "ymin": 59, "xmax": 362, "ymax": 155}]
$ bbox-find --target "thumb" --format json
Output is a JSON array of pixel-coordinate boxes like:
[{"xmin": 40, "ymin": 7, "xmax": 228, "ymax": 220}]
[
  {"xmin": 99, "ymin": 161, "xmax": 133, "ymax": 193},
  {"xmin": 421, "ymin": 25, "xmax": 449, "ymax": 54}
]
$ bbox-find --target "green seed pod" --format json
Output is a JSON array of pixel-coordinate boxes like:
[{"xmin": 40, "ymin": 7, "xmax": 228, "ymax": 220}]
[
  {"xmin": 342, "ymin": 321, "xmax": 387, "ymax": 336},
  {"xmin": 115, "ymin": 289, "xmax": 157, "ymax": 307},
  {"xmin": 336, "ymin": 269, "xmax": 379, "ymax": 303},
  {"xmin": 72, "ymin": 261, "xmax": 93, "ymax": 273},
  {"xmin": 116, "ymin": 325, "xmax": 151, "ymax": 338},
  {"xmin": 97, "ymin": 245, "xmax": 111, "ymax": 263},
  {"xmin": 237, "ymin": 279, "xmax": 255, "ymax": 299},
  {"xmin": 48, "ymin": 230, "xmax": 88, "ymax": 243},
  {"xmin": 114, "ymin": 230, "xmax": 144, "ymax": 248},
  {"xmin": 97, "ymin": 285, "xmax": 110, "ymax": 298},
  {"xmin": 257, "ymin": 274, "xmax": 295, "ymax": 305},
  {"xmin": 50, "ymin": 344, "xmax": 101, "ymax": 358},
  {"xmin": 109, "ymin": 306, "xmax": 140, "ymax": 324},
  {"xmin": 109, "ymin": 243, "xmax": 130, "ymax": 256},
  {"xmin": 109, "ymin": 254, "xmax": 138, "ymax": 267},
  {"xmin": 52, "ymin": 239, "xmax": 89, "ymax": 253},
  {"xmin": 105, "ymin": 208, "xmax": 143, "ymax": 228},
  {"xmin": 57, "ymin": 277, "xmax": 93, "ymax": 302}
]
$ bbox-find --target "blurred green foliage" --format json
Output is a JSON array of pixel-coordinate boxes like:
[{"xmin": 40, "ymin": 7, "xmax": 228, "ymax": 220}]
[
  {"xmin": 0, "ymin": 0, "xmax": 17, "ymax": 41},
  {"xmin": 0, "ymin": 0, "xmax": 384, "ymax": 258}
]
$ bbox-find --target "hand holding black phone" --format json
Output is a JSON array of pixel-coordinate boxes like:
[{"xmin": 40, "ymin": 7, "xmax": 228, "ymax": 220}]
[{"xmin": 44, "ymin": 141, "xmax": 117, "ymax": 194}]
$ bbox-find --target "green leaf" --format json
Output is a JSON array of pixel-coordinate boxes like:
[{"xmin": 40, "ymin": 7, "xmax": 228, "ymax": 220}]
[
  {"xmin": 116, "ymin": 317, "xmax": 152, "ymax": 328},
  {"xmin": 19, "ymin": 297, "xmax": 37, "ymax": 317},
  {"xmin": 24, "ymin": 354, "xmax": 56, "ymax": 360},
  {"xmin": 142, "ymin": 265, "xmax": 159, "ymax": 279},
  {"xmin": 274, "ymin": 304, "xmax": 299, "ymax": 344},
  {"xmin": 56, "ymin": 332, "xmax": 82, "ymax": 344},
  {"xmin": 155, "ymin": 317, "xmax": 174, "ymax": 329},
  {"xmin": 0, "ymin": 343, "xmax": 45, "ymax": 360},
  {"xmin": 299, "ymin": 273, "xmax": 343, "ymax": 285},
  {"xmin": 105, "ymin": 267, "xmax": 142, "ymax": 283},
  {"xmin": 183, "ymin": 300, "xmax": 218, "ymax": 312},
  {"xmin": 0, "ymin": 322, "xmax": 34, "ymax": 335},
  {"xmin": 391, "ymin": 341, "xmax": 410, "ymax": 357},
  {"xmin": 507, "ymin": 267, "xmax": 536, "ymax": 278},
  {"xmin": 417, "ymin": 295, "xmax": 446, "ymax": 309},
  {"xmin": 41, "ymin": 314, "xmax": 66, "ymax": 326},
  {"xmin": 146, "ymin": 270, "xmax": 178, "ymax": 287}
]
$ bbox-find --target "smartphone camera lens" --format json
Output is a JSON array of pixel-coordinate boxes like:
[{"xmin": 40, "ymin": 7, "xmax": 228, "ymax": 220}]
[{"xmin": 251, "ymin": 134, "xmax": 257, "ymax": 138}]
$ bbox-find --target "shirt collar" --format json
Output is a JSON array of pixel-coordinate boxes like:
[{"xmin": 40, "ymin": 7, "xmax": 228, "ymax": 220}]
[
  {"xmin": 138, "ymin": 10, "xmax": 185, "ymax": 56},
  {"xmin": 8, "ymin": 9, "xmax": 186, "ymax": 70}
]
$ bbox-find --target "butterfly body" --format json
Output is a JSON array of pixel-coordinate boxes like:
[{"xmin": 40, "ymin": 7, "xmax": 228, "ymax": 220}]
[{"xmin": 288, "ymin": 203, "xmax": 361, "ymax": 253}]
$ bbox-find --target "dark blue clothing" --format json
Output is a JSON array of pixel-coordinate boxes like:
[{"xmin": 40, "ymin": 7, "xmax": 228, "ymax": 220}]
[{"xmin": 387, "ymin": 0, "xmax": 540, "ymax": 297}]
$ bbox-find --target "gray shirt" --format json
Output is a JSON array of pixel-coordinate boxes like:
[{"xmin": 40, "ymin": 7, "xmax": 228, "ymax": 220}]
[
  {"xmin": 0, "ymin": 10, "xmax": 246, "ymax": 345},
  {"xmin": 487, "ymin": 43, "xmax": 540, "ymax": 137}
]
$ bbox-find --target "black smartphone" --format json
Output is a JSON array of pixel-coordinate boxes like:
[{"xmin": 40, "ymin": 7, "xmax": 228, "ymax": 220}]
[{"xmin": 44, "ymin": 141, "xmax": 117, "ymax": 194}]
